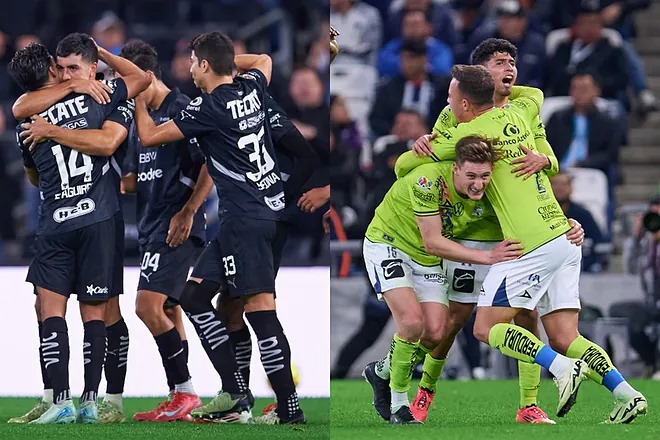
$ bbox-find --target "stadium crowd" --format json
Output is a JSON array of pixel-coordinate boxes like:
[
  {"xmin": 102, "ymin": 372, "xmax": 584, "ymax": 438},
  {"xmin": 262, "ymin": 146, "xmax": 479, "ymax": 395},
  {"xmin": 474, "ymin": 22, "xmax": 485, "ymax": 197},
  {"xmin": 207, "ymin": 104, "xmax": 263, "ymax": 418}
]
[{"xmin": 0, "ymin": 0, "xmax": 330, "ymax": 266}]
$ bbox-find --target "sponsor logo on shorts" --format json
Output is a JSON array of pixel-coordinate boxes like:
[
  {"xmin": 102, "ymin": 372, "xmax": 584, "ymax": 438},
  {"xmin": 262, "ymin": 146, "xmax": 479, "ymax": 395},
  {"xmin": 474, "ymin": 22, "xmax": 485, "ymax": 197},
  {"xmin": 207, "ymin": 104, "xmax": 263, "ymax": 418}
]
[
  {"xmin": 86, "ymin": 284, "xmax": 109, "ymax": 295},
  {"xmin": 424, "ymin": 273, "xmax": 447, "ymax": 284},
  {"xmin": 517, "ymin": 273, "xmax": 541, "ymax": 291},
  {"xmin": 382, "ymin": 234, "xmax": 394, "ymax": 243},
  {"xmin": 452, "ymin": 268, "xmax": 475, "ymax": 293},
  {"xmin": 381, "ymin": 259, "xmax": 404, "ymax": 280}
]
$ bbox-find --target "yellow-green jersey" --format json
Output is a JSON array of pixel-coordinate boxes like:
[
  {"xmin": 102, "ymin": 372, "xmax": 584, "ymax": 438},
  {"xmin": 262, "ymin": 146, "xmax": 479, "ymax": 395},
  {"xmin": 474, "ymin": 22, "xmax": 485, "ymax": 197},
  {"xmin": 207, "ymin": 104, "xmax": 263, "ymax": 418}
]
[
  {"xmin": 431, "ymin": 86, "xmax": 559, "ymax": 176},
  {"xmin": 395, "ymin": 87, "xmax": 570, "ymax": 255}
]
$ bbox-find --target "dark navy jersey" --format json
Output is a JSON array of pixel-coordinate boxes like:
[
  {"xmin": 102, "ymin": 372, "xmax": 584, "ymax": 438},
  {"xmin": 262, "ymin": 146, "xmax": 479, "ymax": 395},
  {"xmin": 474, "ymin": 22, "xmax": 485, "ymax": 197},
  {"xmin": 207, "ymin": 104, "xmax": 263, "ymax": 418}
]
[
  {"xmin": 108, "ymin": 98, "xmax": 135, "ymax": 191},
  {"xmin": 18, "ymin": 78, "xmax": 129, "ymax": 235},
  {"xmin": 173, "ymin": 69, "xmax": 285, "ymax": 221},
  {"xmin": 125, "ymin": 89, "xmax": 206, "ymax": 246}
]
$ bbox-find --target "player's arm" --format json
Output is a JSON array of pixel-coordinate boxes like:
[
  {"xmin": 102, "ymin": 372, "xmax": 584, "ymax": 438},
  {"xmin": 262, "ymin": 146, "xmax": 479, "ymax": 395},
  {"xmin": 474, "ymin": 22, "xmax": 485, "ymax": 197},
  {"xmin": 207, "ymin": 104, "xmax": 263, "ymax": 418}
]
[
  {"xmin": 96, "ymin": 45, "xmax": 150, "ymax": 99},
  {"xmin": 12, "ymin": 79, "xmax": 112, "ymax": 120},
  {"xmin": 234, "ymin": 54, "xmax": 272, "ymax": 85},
  {"xmin": 166, "ymin": 164, "xmax": 214, "ymax": 247},
  {"xmin": 508, "ymin": 85, "xmax": 544, "ymax": 117},
  {"xmin": 394, "ymin": 126, "xmax": 458, "ymax": 179},
  {"xmin": 24, "ymin": 167, "xmax": 39, "ymax": 187},
  {"xmin": 278, "ymin": 128, "xmax": 320, "ymax": 199},
  {"xmin": 121, "ymin": 174, "xmax": 137, "ymax": 193},
  {"xmin": 135, "ymin": 96, "xmax": 185, "ymax": 147}
]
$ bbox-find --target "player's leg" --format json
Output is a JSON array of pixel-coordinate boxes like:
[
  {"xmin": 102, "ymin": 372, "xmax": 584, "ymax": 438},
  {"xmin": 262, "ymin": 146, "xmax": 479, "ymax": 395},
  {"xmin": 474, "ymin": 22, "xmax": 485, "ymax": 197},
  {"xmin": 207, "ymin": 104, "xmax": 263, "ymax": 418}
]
[
  {"xmin": 26, "ymin": 234, "xmax": 77, "ymax": 424},
  {"xmin": 218, "ymin": 295, "xmax": 252, "ymax": 385},
  {"xmin": 236, "ymin": 219, "xmax": 302, "ymax": 425},
  {"xmin": 134, "ymin": 241, "xmax": 202, "ymax": 422},
  {"xmin": 540, "ymin": 254, "xmax": 647, "ymax": 424},
  {"xmin": 165, "ymin": 303, "xmax": 189, "ymax": 393},
  {"xmin": 78, "ymin": 301, "xmax": 108, "ymax": 423},
  {"xmin": 180, "ymin": 235, "xmax": 250, "ymax": 423},
  {"xmin": 8, "ymin": 295, "xmax": 53, "ymax": 423},
  {"xmin": 100, "ymin": 215, "xmax": 129, "ymax": 423},
  {"xmin": 474, "ymin": 238, "xmax": 590, "ymax": 418},
  {"xmin": 99, "ymin": 296, "xmax": 129, "ymax": 423}
]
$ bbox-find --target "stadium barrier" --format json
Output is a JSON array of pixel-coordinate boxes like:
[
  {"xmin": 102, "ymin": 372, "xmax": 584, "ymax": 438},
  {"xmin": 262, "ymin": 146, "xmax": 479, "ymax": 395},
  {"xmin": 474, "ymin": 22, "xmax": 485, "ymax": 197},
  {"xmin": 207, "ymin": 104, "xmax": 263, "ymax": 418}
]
[{"xmin": 0, "ymin": 266, "xmax": 330, "ymax": 398}]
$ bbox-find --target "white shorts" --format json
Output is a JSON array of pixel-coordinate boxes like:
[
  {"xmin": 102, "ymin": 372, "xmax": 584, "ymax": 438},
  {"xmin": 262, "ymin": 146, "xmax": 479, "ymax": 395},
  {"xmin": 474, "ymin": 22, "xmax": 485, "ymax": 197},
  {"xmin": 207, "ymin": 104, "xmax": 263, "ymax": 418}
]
[
  {"xmin": 363, "ymin": 239, "xmax": 448, "ymax": 304},
  {"xmin": 446, "ymin": 240, "xmax": 495, "ymax": 304},
  {"xmin": 478, "ymin": 235, "xmax": 581, "ymax": 316}
]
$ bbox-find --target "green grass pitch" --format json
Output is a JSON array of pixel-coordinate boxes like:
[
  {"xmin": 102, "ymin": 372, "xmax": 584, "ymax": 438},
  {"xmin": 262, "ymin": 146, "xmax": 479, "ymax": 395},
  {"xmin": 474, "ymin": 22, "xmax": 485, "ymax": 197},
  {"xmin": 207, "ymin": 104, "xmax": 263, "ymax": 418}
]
[
  {"xmin": 0, "ymin": 397, "xmax": 329, "ymax": 439},
  {"xmin": 331, "ymin": 379, "xmax": 660, "ymax": 440}
]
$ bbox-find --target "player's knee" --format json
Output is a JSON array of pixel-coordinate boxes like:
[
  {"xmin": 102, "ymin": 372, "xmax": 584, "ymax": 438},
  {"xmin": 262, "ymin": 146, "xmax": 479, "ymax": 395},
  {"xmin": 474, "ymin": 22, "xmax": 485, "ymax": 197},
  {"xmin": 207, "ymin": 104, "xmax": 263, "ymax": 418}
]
[
  {"xmin": 397, "ymin": 313, "xmax": 424, "ymax": 341},
  {"xmin": 547, "ymin": 333, "xmax": 578, "ymax": 355},
  {"xmin": 135, "ymin": 297, "xmax": 160, "ymax": 324},
  {"xmin": 34, "ymin": 298, "xmax": 41, "ymax": 321},
  {"xmin": 421, "ymin": 321, "xmax": 446, "ymax": 347},
  {"xmin": 472, "ymin": 320, "xmax": 491, "ymax": 344},
  {"xmin": 513, "ymin": 309, "xmax": 539, "ymax": 335},
  {"xmin": 180, "ymin": 280, "xmax": 221, "ymax": 313}
]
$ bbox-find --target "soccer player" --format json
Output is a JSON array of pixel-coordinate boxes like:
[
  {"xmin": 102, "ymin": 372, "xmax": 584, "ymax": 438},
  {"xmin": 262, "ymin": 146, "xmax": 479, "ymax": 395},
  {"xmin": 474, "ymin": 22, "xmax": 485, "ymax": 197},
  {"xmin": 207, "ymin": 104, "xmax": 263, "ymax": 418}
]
[
  {"xmin": 134, "ymin": 32, "xmax": 304, "ymax": 424},
  {"xmin": 10, "ymin": 33, "xmax": 137, "ymax": 424},
  {"xmin": 381, "ymin": 38, "xmax": 561, "ymax": 424},
  {"xmin": 118, "ymin": 39, "xmax": 212, "ymax": 422},
  {"xmin": 9, "ymin": 42, "xmax": 149, "ymax": 424},
  {"xmin": 363, "ymin": 128, "xmax": 525, "ymax": 423},
  {"xmin": 397, "ymin": 64, "xmax": 648, "ymax": 423}
]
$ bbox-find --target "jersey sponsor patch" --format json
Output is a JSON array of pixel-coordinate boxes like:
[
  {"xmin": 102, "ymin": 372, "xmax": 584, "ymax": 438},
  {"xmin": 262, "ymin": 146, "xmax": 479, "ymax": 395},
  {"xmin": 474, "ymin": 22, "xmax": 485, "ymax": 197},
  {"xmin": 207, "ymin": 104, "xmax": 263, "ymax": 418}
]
[
  {"xmin": 417, "ymin": 176, "xmax": 432, "ymax": 191},
  {"xmin": 381, "ymin": 259, "xmax": 404, "ymax": 280},
  {"xmin": 53, "ymin": 198, "xmax": 96, "ymax": 223}
]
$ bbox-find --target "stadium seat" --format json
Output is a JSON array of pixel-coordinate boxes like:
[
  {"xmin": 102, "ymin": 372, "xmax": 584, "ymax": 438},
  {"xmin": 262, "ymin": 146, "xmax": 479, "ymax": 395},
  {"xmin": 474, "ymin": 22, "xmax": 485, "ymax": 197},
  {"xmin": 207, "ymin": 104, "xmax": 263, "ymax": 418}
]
[
  {"xmin": 565, "ymin": 167, "xmax": 610, "ymax": 236},
  {"xmin": 330, "ymin": 64, "xmax": 378, "ymax": 131}
]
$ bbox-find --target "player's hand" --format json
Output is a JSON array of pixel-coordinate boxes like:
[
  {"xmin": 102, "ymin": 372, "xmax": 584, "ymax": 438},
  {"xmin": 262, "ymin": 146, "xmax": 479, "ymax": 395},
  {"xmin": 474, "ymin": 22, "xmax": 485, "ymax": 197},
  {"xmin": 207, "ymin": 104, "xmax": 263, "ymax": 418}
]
[
  {"xmin": 20, "ymin": 114, "xmax": 54, "ymax": 151},
  {"xmin": 601, "ymin": 3, "xmax": 622, "ymax": 25},
  {"xmin": 412, "ymin": 133, "xmax": 436, "ymax": 156},
  {"xmin": 510, "ymin": 145, "xmax": 549, "ymax": 179},
  {"xmin": 298, "ymin": 185, "xmax": 330, "ymax": 213},
  {"xmin": 566, "ymin": 218, "xmax": 585, "ymax": 246},
  {"xmin": 330, "ymin": 26, "xmax": 339, "ymax": 63},
  {"xmin": 323, "ymin": 210, "xmax": 331, "ymax": 234},
  {"xmin": 167, "ymin": 207, "xmax": 194, "ymax": 248},
  {"xmin": 488, "ymin": 239, "xmax": 523, "ymax": 264},
  {"xmin": 69, "ymin": 78, "xmax": 112, "ymax": 104}
]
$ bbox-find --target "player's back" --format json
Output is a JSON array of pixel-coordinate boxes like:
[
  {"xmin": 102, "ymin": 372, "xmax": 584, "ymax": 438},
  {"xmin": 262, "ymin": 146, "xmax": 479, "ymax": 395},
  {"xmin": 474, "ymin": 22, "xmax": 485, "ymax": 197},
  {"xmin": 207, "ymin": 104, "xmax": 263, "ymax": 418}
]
[
  {"xmin": 175, "ymin": 69, "xmax": 285, "ymax": 221},
  {"xmin": 22, "ymin": 90, "xmax": 122, "ymax": 235},
  {"xmin": 128, "ymin": 89, "xmax": 206, "ymax": 246}
]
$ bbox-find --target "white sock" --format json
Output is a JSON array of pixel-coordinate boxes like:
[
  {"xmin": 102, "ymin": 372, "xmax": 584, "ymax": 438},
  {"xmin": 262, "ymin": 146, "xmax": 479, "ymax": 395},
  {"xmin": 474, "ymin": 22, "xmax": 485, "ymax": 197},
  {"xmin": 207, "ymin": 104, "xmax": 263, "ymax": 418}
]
[
  {"xmin": 547, "ymin": 354, "xmax": 571, "ymax": 378},
  {"xmin": 613, "ymin": 381, "xmax": 638, "ymax": 401},
  {"xmin": 175, "ymin": 379, "xmax": 196, "ymax": 395},
  {"xmin": 390, "ymin": 390, "xmax": 409, "ymax": 412},
  {"xmin": 375, "ymin": 354, "xmax": 391, "ymax": 380},
  {"xmin": 43, "ymin": 389, "xmax": 53, "ymax": 404},
  {"xmin": 104, "ymin": 393, "xmax": 123, "ymax": 410}
]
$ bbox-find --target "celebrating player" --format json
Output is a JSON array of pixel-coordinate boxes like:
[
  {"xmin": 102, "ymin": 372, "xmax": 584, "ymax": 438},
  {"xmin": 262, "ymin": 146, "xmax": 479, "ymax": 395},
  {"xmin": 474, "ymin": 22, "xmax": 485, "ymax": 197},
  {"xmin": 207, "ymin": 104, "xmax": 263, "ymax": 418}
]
[
  {"xmin": 10, "ymin": 33, "xmax": 136, "ymax": 424},
  {"xmin": 396, "ymin": 65, "xmax": 648, "ymax": 424},
  {"xmin": 134, "ymin": 32, "xmax": 304, "ymax": 424},
  {"xmin": 385, "ymin": 38, "xmax": 561, "ymax": 424},
  {"xmin": 9, "ymin": 41, "xmax": 149, "ymax": 424}
]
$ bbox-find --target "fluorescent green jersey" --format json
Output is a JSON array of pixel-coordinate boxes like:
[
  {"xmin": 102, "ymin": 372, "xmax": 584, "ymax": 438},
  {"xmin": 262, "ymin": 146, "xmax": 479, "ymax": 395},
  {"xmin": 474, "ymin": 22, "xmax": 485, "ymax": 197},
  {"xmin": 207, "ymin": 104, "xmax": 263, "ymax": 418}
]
[
  {"xmin": 365, "ymin": 162, "xmax": 502, "ymax": 266},
  {"xmin": 394, "ymin": 88, "xmax": 570, "ymax": 254},
  {"xmin": 432, "ymin": 86, "xmax": 559, "ymax": 176}
]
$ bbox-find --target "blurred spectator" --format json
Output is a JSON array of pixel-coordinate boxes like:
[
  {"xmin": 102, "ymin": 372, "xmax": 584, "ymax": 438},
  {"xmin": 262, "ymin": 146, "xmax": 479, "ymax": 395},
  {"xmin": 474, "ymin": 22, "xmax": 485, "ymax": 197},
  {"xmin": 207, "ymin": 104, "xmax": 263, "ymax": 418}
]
[
  {"xmin": 165, "ymin": 47, "xmax": 199, "ymax": 99},
  {"xmin": 91, "ymin": 12, "xmax": 126, "ymax": 55},
  {"xmin": 377, "ymin": 10, "xmax": 453, "ymax": 79},
  {"xmin": 330, "ymin": 0, "xmax": 383, "ymax": 65},
  {"xmin": 368, "ymin": 39, "xmax": 449, "ymax": 138},
  {"xmin": 287, "ymin": 66, "xmax": 330, "ymax": 153},
  {"xmin": 543, "ymin": 3, "xmax": 629, "ymax": 102},
  {"xmin": 452, "ymin": 0, "xmax": 493, "ymax": 60},
  {"xmin": 546, "ymin": 74, "xmax": 623, "ymax": 176},
  {"xmin": 233, "ymin": 37, "xmax": 290, "ymax": 107},
  {"xmin": 0, "ymin": 32, "xmax": 13, "ymax": 102},
  {"xmin": 15, "ymin": 34, "xmax": 41, "ymax": 50},
  {"xmin": 364, "ymin": 109, "xmax": 427, "ymax": 222},
  {"xmin": 307, "ymin": 20, "xmax": 332, "ymax": 82},
  {"xmin": 330, "ymin": 94, "xmax": 362, "ymax": 151},
  {"xmin": 630, "ymin": 195, "xmax": 660, "ymax": 299},
  {"xmin": 385, "ymin": 0, "xmax": 458, "ymax": 50},
  {"xmin": 463, "ymin": 0, "xmax": 546, "ymax": 87},
  {"xmin": 551, "ymin": 172, "xmax": 608, "ymax": 272}
]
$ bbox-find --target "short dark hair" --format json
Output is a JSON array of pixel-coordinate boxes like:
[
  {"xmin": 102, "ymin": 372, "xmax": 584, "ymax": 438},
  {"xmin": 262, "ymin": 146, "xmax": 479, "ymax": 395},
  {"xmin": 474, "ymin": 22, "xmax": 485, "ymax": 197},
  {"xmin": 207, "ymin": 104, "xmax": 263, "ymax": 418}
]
[
  {"xmin": 8, "ymin": 43, "xmax": 53, "ymax": 92},
  {"xmin": 470, "ymin": 38, "xmax": 517, "ymax": 66},
  {"xmin": 56, "ymin": 32, "xmax": 98, "ymax": 63},
  {"xmin": 451, "ymin": 64, "xmax": 495, "ymax": 107},
  {"xmin": 189, "ymin": 32, "xmax": 235, "ymax": 76},
  {"xmin": 455, "ymin": 135, "xmax": 500, "ymax": 166},
  {"xmin": 120, "ymin": 39, "xmax": 162, "ymax": 79}
]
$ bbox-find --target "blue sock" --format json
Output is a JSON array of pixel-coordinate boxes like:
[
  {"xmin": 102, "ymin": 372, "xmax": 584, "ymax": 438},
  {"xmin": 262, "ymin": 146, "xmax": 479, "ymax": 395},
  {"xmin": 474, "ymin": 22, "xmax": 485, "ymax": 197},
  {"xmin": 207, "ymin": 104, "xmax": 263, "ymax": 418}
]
[
  {"xmin": 602, "ymin": 369, "xmax": 625, "ymax": 392},
  {"xmin": 533, "ymin": 346, "xmax": 558, "ymax": 370}
]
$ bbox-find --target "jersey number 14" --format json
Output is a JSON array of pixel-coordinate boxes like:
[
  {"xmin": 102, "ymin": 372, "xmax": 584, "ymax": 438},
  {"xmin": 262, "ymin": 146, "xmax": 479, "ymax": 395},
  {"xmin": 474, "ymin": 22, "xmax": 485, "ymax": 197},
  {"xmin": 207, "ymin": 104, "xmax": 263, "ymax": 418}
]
[{"xmin": 51, "ymin": 144, "xmax": 93, "ymax": 189}]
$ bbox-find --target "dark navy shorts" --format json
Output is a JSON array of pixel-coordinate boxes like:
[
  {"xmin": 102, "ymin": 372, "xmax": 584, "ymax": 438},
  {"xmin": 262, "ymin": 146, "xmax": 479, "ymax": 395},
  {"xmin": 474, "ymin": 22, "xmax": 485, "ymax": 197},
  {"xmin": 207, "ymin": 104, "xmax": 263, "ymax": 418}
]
[
  {"xmin": 27, "ymin": 217, "xmax": 116, "ymax": 302},
  {"xmin": 192, "ymin": 217, "xmax": 277, "ymax": 298},
  {"xmin": 138, "ymin": 239, "xmax": 202, "ymax": 301},
  {"xmin": 111, "ymin": 212, "xmax": 125, "ymax": 297}
]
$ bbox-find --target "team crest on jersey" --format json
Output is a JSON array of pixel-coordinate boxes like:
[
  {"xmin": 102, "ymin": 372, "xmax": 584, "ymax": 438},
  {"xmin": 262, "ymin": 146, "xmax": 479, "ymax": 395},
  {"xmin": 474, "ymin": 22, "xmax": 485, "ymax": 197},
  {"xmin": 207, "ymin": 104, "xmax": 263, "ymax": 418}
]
[
  {"xmin": 471, "ymin": 205, "xmax": 484, "ymax": 217},
  {"xmin": 453, "ymin": 202, "xmax": 464, "ymax": 216},
  {"xmin": 417, "ymin": 176, "xmax": 432, "ymax": 191}
]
